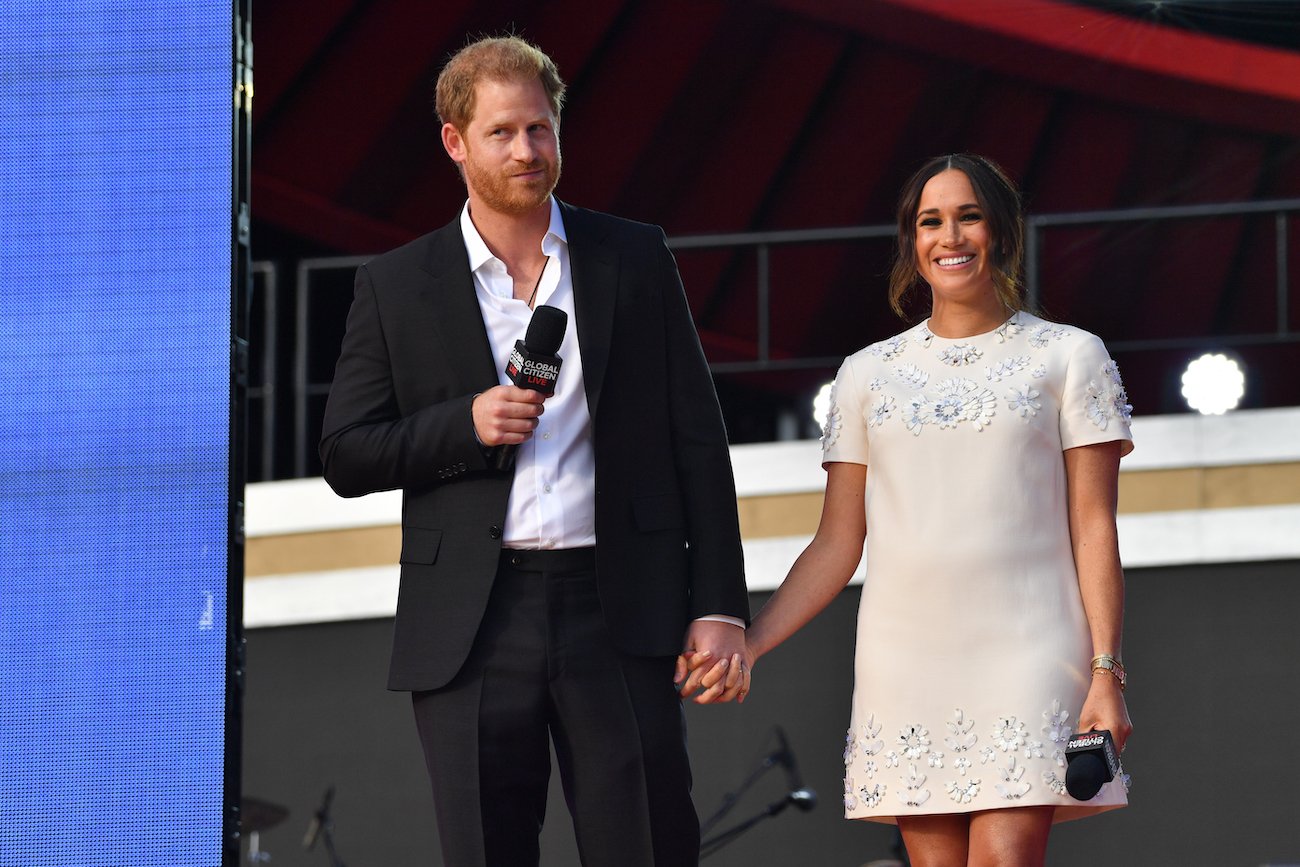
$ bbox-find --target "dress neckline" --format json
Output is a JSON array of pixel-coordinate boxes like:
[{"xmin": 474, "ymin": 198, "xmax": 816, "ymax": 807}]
[{"xmin": 920, "ymin": 311, "xmax": 1025, "ymax": 344}]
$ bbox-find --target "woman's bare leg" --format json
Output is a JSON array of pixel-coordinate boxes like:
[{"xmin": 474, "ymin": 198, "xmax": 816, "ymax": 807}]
[
  {"xmin": 967, "ymin": 806, "xmax": 1053, "ymax": 867},
  {"xmin": 897, "ymin": 813, "xmax": 971, "ymax": 867}
]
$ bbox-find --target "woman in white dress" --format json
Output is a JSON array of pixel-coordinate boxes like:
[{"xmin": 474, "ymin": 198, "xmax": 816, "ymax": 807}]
[{"xmin": 682, "ymin": 154, "xmax": 1134, "ymax": 866}]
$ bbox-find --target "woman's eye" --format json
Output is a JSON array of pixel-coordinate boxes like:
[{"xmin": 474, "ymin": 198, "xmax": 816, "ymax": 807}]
[
  {"xmin": 961, "ymin": 212, "xmax": 982, "ymax": 222},
  {"xmin": 918, "ymin": 218, "xmax": 941, "ymax": 228}
]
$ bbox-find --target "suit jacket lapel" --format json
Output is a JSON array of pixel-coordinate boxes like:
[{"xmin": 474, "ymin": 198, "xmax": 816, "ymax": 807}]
[
  {"xmin": 419, "ymin": 218, "xmax": 499, "ymax": 393},
  {"xmin": 560, "ymin": 200, "xmax": 618, "ymax": 422}
]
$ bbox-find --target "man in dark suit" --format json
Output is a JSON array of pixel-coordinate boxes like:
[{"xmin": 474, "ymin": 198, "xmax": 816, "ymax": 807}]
[{"xmin": 319, "ymin": 36, "xmax": 749, "ymax": 866}]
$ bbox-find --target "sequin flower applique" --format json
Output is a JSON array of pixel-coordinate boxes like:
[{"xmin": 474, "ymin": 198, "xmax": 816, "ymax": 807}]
[
  {"xmin": 907, "ymin": 378, "xmax": 997, "ymax": 433},
  {"xmin": 868, "ymin": 335, "xmax": 909, "ymax": 361},
  {"xmin": 1007, "ymin": 384, "xmax": 1041, "ymax": 420},
  {"xmin": 994, "ymin": 314, "xmax": 1023, "ymax": 343},
  {"xmin": 868, "ymin": 396, "xmax": 895, "ymax": 428},
  {"xmin": 1028, "ymin": 323, "xmax": 1068, "ymax": 348},
  {"xmin": 898, "ymin": 764, "xmax": 931, "ymax": 807},
  {"xmin": 991, "ymin": 716, "xmax": 1027, "ymax": 753},
  {"xmin": 946, "ymin": 777, "xmax": 981, "ymax": 804},
  {"xmin": 1085, "ymin": 359, "xmax": 1133, "ymax": 431},
  {"xmin": 892, "ymin": 362, "xmax": 929, "ymax": 391},
  {"xmin": 940, "ymin": 343, "xmax": 983, "ymax": 367},
  {"xmin": 986, "ymin": 356, "xmax": 1031, "ymax": 382},
  {"xmin": 995, "ymin": 756, "xmax": 1032, "ymax": 800},
  {"xmin": 897, "ymin": 724, "xmax": 932, "ymax": 760},
  {"xmin": 820, "ymin": 382, "xmax": 843, "ymax": 450}
]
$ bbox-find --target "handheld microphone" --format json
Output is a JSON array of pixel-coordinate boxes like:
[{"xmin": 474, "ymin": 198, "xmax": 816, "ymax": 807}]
[
  {"xmin": 774, "ymin": 726, "xmax": 818, "ymax": 812},
  {"xmin": 1064, "ymin": 729, "xmax": 1121, "ymax": 800},
  {"xmin": 494, "ymin": 305, "xmax": 567, "ymax": 470}
]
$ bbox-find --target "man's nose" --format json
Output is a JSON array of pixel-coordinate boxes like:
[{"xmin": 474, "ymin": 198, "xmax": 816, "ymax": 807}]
[{"xmin": 512, "ymin": 133, "xmax": 536, "ymax": 163}]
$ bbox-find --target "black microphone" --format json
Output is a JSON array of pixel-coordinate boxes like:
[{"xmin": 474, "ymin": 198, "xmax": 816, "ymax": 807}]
[
  {"xmin": 1064, "ymin": 729, "xmax": 1121, "ymax": 800},
  {"xmin": 302, "ymin": 785, "xmax": 334, "ymax": 850},
  {"xmin": 774, "ymin": 727, "xmax": 817, "ymax": 812},
  {"xmin": 494, "ymin": 305, "xmax": 567, "ymax": 471}
]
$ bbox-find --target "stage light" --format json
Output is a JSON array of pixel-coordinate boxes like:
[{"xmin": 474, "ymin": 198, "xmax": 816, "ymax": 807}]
[
  {"xmin": 812, "ymin": 381, "xmax": 835, "ymax": 430},
  {"xmin": 1180, "ymin": 353, "xmax": 1245, "ymax": 415}
]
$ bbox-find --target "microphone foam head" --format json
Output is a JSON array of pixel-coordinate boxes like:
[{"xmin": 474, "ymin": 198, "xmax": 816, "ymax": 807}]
[
  {"xmin": 1064, "ymin": 751, "xmax": 1108, "ymax": 800},
  {"xmin": 525, "ymin": 305, "xmax": 567, "ymax": 355}
]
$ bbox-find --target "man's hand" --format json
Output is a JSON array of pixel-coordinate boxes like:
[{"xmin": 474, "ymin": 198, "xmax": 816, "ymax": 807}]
[
  {"xmin": 675, "ymin": 620, "xmax": 749, "ymax": 704},
  {"xmin": 472, "ymin": 386, "xmax": 545, "ymax": 447}
]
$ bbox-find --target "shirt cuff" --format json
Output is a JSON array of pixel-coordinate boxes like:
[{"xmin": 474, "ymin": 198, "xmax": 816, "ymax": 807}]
[{"xmin": 693, "ymin": 614, "xmax": 745, "ymax": 629}]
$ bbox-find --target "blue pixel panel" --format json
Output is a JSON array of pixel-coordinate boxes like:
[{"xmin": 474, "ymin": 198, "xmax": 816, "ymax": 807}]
[{"xmin": 0, "ymin": 3, "xmax": 232, "ymax": 865}]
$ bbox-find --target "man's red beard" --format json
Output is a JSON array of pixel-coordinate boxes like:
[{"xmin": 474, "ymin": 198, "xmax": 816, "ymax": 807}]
[{"xmin": 464, "ymin": 151, "xmax": 562, "ymax": 216}]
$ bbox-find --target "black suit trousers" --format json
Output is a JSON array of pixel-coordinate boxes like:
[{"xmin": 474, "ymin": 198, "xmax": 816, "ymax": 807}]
[{"xmin": 411, "ymin": 553, "xmax": 699, "ymax": 867}]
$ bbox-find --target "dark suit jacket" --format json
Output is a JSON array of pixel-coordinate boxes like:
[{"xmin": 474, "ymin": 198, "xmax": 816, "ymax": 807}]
[{"xmin": 320, "ymin": 200, "xmax": 749, "ymax": 691}]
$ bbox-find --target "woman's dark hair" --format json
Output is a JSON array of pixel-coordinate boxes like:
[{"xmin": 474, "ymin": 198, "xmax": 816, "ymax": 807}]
[{"xmin": 887, "ymin": 153, "xmax": 1026, "ymax": 319}]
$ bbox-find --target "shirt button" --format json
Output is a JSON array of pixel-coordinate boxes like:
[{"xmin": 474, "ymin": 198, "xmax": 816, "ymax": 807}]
[
  {"xmin": 488, "ymin": 525, "xmax": 502, "ymax": 539},
  {"xmin": 541, "ymin": 431, "xmax": 551, "ymax": 440},
  {"xmin": 543, "ymin": 484, "xmax": 552, "ymax": 493}
]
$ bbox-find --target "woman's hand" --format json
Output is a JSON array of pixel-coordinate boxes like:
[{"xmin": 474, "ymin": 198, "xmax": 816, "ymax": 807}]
[{"xmin": 1077, "ymin": 672, "xmax": 1132, "ymax": 752}]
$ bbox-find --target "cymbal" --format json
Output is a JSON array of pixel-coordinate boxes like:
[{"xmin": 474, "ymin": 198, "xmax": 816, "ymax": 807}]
[{"xmin": 241, "ymin": 797, "xmax": 289, "ymax": 833}]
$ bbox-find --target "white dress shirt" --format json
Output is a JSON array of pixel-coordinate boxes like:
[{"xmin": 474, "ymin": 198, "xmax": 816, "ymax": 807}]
[
  {"xmin": 461, "ymin": 198, "xmax": 595, "ymax": 550},
  {"xmin": 459, "ymin": 199, "xmax": 743, "ymax": 629}
]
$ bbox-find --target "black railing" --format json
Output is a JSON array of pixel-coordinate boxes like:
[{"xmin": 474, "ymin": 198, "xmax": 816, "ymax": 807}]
[{"xmin": 246, "ymin": 198, "xmax": 1300, "ymax": 480}]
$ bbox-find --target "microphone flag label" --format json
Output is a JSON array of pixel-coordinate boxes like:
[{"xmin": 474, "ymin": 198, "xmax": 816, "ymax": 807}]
[{"xmin": 506, "ymin": 341, "xmax": 562, "ymax": 396}]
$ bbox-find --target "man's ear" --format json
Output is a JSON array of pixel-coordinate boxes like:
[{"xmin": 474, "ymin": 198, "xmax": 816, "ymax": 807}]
[{"xmin": 441, "ymin": 122, "xmax": 465, "ymax": 165}]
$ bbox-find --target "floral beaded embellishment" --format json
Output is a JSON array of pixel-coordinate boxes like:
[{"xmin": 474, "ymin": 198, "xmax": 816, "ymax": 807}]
[
  {"xmin": 867, "ymin": 334, "xmax": 909, "ymax": 361},
  {"xmin": 892, "ymin": 362, "xmax": 929, "ymax": 391},
  {"xmin": 905, "ymin": 378, "xmax": 997, "ymax": 434},
  {"xmin": 1085, "ymin": 360, "xmax": 1133, "ymax": 431},
  {"xmin": 853, "ymin": 706, "xmax": 1108, "ymax": 812},
  {"xmin": 1007, "ymin": 384, "xmax": 1042, "ymax": 420},
  {"xmin": 991, "ymin": 716, "xmax": 1028, "ymax": 753},
  {"xmin": 845, "ymin": 715, "xmax": 889, "ymax": 811},
  {"xmin": 1042, "ymin": 699, "xmax": 1073, "ymax": 769},
  {"xmin": 857, "ymin": 781, "xmax": 887, "ymax": 810},
  {"xmin": 868, "ymin": 396, "xmax": 896, "ymax": 428},
  {"xmin": 946, "ymin": 777, "xmax": 981, "ymax": 804},
  {"xmin": 1028, "ymin": 323, "xmax": 1068, "ymax": 348},
  {"xmin": 994, "ymin": 314, "xmax": 1023, "ymax": 343},
  {"xmin": 898, "ymin": 764, "xmax": 931, "ymax": 807},
  {"xmin": 986, "ymin": 356, "xmax": 1031, "ymax": 383},
  {"xmin": 944, "ymin": 709, "xmax": 978, "ymax": 762},
  {"xmin": 820, "ymin": 382, "xmax": 843, "ymax": 451},
  {"xmin": 940, "ymin": 343, "xmax": 983, "ymax": 367},
  {"xmin": 995, "ymin": 756, "xmax": 1032, "ymax": 800},
  {"xmin": 897, "ymin": 724, "xmax": 932, "ymax": 760}
]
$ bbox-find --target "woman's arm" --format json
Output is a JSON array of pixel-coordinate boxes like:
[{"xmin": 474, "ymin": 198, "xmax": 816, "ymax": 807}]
[
  {"xmin": 687, "ymin": 461, "xmax": 868, "ymax": 703},
  {"xmin": 747, "ymin": 461, "xmax": 868, "ymax": 659},
  {"xmin": 1065, "ymin": 440, "xmax": 1133, "ymax": 749}
]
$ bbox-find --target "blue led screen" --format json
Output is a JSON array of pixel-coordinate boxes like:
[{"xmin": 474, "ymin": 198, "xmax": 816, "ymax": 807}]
[{"xmin": 0, "ymin": 3, "xmax": 233, "ymax": 865}]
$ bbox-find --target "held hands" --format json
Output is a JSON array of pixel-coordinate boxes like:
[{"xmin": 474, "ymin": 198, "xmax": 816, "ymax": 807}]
[
  {"xmin": 1078, "ymin": 671, "xmax": 1133, "ymax": 752},
  {"xmin": 472, "ymin": 386, "xmax": 546, "ymax": 447},
  {"xmin": 674, "ymin": 620, "xmax": 752, "ymax": 705}
]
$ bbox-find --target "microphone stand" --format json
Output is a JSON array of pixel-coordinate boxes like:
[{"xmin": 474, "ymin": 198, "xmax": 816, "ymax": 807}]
[
  {"xmin": 700, "ymin": 749, "xmax": 781, "ymax": 835},
  {"xmin": 701, "ymin": 790, "xmax": 804, "ymax": 859},
  {"xmin": 303, "ymin": 786, "xmax": 347, "ymax": 867},
  {"xmin": 699, "ymin": 727, "xmax": 817, "ymax": 859}
]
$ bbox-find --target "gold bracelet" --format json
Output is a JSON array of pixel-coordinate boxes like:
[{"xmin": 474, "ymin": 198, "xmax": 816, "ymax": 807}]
[{"xmin": 1091, "ymin": 654, "xmax": 1127, "ymax": 691}]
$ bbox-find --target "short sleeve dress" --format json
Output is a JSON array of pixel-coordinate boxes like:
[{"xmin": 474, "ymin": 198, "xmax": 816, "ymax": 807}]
[{"xmin": 821, "ymin": 311, "xmax": 1133, "ymax": 824}]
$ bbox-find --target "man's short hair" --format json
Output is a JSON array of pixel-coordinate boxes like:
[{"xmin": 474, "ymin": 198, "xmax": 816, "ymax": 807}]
[{"xmin": 435, "ymin": 36, "xmax": 566, "ymax": 130}]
